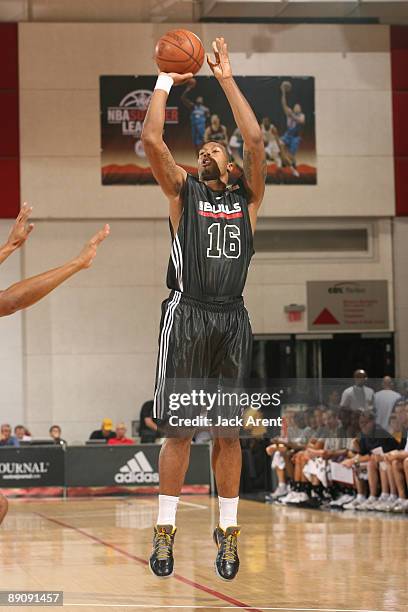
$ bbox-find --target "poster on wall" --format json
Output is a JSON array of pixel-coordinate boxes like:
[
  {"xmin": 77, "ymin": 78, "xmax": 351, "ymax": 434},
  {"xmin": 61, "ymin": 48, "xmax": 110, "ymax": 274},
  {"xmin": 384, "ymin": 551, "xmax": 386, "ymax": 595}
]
[{"xmin": 100, "ymin": 75, "xmax": 316, "ymax": 186}]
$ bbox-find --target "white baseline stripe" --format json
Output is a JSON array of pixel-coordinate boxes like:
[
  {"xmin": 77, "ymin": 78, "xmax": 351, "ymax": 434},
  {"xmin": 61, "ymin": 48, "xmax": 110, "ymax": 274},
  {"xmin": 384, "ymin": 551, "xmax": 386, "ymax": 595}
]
[
  {"xmin": 65, "ymin": 605, "xmax": 397, "ymax": 611},
  {"xmin": 178, "ymin": 500, "xmax": 208, "ymax": 509}
]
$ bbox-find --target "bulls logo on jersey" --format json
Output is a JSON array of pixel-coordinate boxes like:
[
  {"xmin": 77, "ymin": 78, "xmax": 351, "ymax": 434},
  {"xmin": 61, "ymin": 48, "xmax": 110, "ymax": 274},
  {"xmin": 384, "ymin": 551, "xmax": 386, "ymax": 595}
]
[{"xmin": 198, "ymin": 200, "xmax": 243, "ymax": 220}]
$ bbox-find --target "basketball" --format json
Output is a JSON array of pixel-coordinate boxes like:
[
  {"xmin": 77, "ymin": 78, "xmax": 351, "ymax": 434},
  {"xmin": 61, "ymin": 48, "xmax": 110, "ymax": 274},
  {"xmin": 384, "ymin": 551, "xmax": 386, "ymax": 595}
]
[{"xmin": 154, "ymin": 29, "xmax": 205, "ymax": 75}]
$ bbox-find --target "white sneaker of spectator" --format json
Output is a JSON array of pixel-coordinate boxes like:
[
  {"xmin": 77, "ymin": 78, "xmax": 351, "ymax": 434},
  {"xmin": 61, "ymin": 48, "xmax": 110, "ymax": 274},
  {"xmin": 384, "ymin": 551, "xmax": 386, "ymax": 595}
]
[
  {"xmin": 278, "ymin": 490, "xmax": 299, "ymax": 504},
  {"xmin": 370, "ymin": 493, "xmax": 391, "ymax": 511},
  {"xmin": 329, "ymin": 493, "xmax": 355, "ymax": 508},
  {"xmin": 343, "ymin": 494, "xmax": 366, "ymax": 510},
  {"xmin": 380, "ymin": 494, "xmax": 399, "ymax": 512},
  {"xmin": 271, "ymin": 483, "xmax": 289, "ymax": 499},
  {"xmin": 392, "ymin": 498, "xmax": 408, "ymax": 513},
  {"xmin": 355, "ymin": 495, "xmax": 378, "ymax": 511},
  {"xmin": 287, "ymin": 491, "xmax": 309, "ymax": 504}
]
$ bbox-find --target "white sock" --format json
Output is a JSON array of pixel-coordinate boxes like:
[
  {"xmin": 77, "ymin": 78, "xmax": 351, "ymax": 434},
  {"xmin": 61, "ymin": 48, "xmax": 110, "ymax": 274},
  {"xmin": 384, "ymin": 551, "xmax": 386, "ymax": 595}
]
[
  {"xmin": 157, "ymin": 494, "xmax": 179, "ymax": 527},
  {"xmin": 218, "ymin": 496, "xmax": 239, "ymax": 530},
  {"xmin": 356, "ymin": 494, "xmax": 366, "ymax": 502}
]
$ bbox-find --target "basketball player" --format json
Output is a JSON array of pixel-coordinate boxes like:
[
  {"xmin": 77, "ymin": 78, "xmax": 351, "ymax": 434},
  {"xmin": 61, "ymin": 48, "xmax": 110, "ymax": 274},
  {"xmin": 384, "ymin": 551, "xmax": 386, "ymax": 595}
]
[
  {"xmin": 280, "ymin": 81, "xmax": 305, "ymax": 176},
  {"xmin": 0, "ymin": 204, "xmax": 109, "ymax": 524},
  {"xmin": 228, "ymin": 126, "xmax": 244, "ymax": 169},
  {"xmin": 261, "ymin": 117, "xmax": 282, "ymax": 168},
  {"xmin": 261, "ymin": 116, "xmax": 298, "ymax": 180},
  {"xmin": 142, "ymin": 37, "xmax": 265, "ymax": 580},
  {"xmin": 204, "ymin": 114, "xmax": 229, "ymax": 150},
  {"xmin": 181, "ymin": 79, "xmax": 210, "ymax": 153}
]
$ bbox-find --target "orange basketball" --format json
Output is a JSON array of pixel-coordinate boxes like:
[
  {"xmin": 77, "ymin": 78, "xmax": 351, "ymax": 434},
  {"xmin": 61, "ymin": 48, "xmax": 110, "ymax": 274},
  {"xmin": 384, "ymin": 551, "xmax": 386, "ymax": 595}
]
[{"xmin": 154, "ymin": 29, "xmax": 205, "ymax": 75}]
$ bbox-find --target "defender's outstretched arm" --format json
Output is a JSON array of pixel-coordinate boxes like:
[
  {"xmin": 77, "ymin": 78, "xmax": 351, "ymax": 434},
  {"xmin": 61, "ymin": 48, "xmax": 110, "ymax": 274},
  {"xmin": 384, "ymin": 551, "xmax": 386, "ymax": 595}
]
[
  {"xmin": 207, "ymin": 38, "xmax": 266, "ymax": 216},
  {"xmin": 0, "ymin": 223, "xmax": 110, "ymax": 318}
]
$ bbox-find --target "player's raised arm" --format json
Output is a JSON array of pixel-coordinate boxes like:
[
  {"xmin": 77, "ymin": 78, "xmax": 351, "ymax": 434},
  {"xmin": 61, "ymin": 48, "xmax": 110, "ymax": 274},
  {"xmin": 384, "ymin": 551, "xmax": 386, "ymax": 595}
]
[
  {"xmin": 207, "ymin": 38, "xmax": 266, "ymax": 214},
  {"xmin": 281, "ymin": 83, "xmax": 305, "ymax": 125},
  {"xmin": 142, "ymin": 73, "xmax": 192, "ymax": 212},
  {"xmin": 180, "ymin": 83, "xmax": 194, "ymax": 110},
  {"xmin": 0, "ymin": 203, "xmax": 34, "ymax": 266},
  {"xmin": 0, "ymin": 225, "xmax": 110, "ymax": 317},
  {"xmin": 281, "ymin": 85, "xmax": 292, "ymax": 118}
]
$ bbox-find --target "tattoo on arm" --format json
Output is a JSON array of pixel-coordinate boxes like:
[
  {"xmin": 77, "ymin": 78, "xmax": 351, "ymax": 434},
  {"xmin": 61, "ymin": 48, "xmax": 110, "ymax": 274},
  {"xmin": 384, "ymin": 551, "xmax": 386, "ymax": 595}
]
[
  {"xmin": 158, "ymin": 148, "xmax": 183, "ymax": 194},
  {"xmin": 244, "ymin": 150, "xmax": 266, "ymax": 182},
  {"xmin": 243, "ymin": 149, "xmax": 253, "ymax": 184}
]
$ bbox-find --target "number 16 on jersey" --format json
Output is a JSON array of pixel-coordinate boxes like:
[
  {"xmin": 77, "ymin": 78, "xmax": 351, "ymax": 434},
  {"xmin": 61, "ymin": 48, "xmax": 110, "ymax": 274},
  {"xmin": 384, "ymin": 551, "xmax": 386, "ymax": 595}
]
[{"xmin": 207, "ymin": 223, "xmax": 241, "ymax": 259}]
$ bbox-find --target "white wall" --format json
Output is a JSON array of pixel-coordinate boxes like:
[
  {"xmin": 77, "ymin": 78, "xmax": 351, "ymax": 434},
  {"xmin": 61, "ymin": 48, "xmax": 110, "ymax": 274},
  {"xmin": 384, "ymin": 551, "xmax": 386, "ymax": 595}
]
[
  {"xmin": 23, "ymin": 219, "xmax": 169, "ymax": 441},
  {"xmin": 0, "ymin": 221, "xmax": 24, "ymax": 427},
  {"xmin": 19, "ymin": 23, "xmax": 394, "ymax": 219},
  {"xmin": 246, "ymin": 218, "xmax": 394, "ymax": 335},
  {"xmin": 393, "ymin": 218, "xmax": 408, "ymax": 378}
]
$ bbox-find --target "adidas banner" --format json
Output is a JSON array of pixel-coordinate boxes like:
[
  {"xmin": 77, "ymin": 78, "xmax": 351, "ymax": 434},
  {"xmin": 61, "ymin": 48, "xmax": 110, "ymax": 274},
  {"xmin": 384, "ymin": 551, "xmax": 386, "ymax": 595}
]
[{"xmin": 65, "ymin": 444, "xmax": 210, "ymax": 487}]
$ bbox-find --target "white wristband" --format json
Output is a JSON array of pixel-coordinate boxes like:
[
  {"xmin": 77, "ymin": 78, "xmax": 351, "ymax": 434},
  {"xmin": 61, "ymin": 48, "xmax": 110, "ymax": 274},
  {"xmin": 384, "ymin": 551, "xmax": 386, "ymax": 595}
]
[{"xmin": 154, "ymin": 74, "xmax": 174, "ymax": 94}]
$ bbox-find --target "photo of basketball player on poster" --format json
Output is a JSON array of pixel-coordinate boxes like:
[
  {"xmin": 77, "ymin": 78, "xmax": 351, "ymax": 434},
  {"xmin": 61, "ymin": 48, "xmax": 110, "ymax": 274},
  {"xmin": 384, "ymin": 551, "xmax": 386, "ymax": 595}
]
[{"xmin": 100, "ymin": 75, "xmax": 316, "ymax": 185}]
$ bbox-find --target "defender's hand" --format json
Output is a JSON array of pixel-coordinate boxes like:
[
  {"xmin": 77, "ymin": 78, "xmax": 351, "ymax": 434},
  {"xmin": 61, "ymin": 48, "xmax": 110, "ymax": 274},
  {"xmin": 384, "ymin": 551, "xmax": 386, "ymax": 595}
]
[
  {"xmin": 207, "ymin": 37, "xmax": 232, "ymax": 81},
  {"xmin": 7, "ymin": 203, "xmax": 34, "ymax": 249},
  {"xmin": 160, "ymin": 71, "xmax": 194, "ymax": 86},
  {"xmin": 75, "ymin": 224, "xmax": 110, "ymax": 270}
]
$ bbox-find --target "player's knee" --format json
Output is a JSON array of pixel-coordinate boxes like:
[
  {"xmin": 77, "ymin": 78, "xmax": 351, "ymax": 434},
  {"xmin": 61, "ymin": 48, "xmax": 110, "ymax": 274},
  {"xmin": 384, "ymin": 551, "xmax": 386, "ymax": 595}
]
[{"xmin": 163, "ymin": 436, "xmax": 192, "ymax": 450}]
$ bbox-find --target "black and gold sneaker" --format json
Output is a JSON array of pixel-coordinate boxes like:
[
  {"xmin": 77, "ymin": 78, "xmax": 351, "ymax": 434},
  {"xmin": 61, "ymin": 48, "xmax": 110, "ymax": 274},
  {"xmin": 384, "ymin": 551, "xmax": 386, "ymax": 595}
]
[
  {"xmin": 149, "ymin": 524, "xmax": 177, "ymax": 578},
  {"xmin": 213, "ymin": 525, "xmax": 240, "ymax": 581}
]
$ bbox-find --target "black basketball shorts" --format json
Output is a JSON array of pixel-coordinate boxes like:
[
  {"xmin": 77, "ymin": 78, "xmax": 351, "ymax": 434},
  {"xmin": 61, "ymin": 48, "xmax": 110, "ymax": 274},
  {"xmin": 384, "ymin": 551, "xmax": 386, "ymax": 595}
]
[{"xmin": 153, "ymin": 290, "xmax": 252, "ymax": 426}]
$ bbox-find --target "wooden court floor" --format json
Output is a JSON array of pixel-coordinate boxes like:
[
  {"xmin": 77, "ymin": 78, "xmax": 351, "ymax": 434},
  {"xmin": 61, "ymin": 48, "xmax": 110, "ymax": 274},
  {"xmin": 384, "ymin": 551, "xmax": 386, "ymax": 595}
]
[{"xmin": 0, "ymin": 495, "xmax": 407, "ymax": 612}]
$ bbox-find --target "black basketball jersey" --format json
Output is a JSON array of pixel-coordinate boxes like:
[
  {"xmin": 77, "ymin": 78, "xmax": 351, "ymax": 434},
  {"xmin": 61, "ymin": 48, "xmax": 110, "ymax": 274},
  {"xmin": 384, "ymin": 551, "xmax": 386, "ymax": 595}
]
[{"xmin": 167, "ymin": 174, "xmax": 254, "ymax": 300}]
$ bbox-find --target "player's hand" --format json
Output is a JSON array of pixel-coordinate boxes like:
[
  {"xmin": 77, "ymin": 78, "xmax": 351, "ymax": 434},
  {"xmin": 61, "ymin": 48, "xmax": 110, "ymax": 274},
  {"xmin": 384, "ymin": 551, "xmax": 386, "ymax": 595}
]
[
  {"xmin": 207, "ymin": 37, "xmax": 232, "ymax": 81},
  {"xmin": 7, "ymin": 203, "xmax": 34, "ymax": 249},
  {"xmin": 75, "ymin": 224, "xmax": 110, "ymax": 270},
  {"xmin": 160, "ymin": 71, "xmax": 194, "ymax": 86}
]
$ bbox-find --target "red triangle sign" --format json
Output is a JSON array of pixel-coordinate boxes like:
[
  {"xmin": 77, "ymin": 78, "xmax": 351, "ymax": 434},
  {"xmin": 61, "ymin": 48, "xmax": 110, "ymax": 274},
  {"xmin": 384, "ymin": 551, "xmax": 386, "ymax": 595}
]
[{"xmin": 313, "ymin": 308, "xmax": 339, "ymax": 325}]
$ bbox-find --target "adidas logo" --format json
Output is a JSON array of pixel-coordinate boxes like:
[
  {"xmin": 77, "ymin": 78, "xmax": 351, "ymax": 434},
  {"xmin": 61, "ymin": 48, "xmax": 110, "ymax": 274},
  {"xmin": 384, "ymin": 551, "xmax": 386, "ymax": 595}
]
[{"xmin": 114, "ymin": 451, "xmax": 159, "ymax": 484}]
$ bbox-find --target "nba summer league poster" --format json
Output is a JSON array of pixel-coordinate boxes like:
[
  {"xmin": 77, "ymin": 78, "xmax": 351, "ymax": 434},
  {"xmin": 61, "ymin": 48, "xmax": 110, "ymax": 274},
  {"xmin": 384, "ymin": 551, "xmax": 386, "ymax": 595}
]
[{"xmin": 100, "ymin": 75, "xmax": 316, "ymax": 186}]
